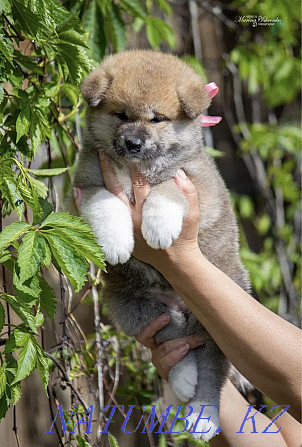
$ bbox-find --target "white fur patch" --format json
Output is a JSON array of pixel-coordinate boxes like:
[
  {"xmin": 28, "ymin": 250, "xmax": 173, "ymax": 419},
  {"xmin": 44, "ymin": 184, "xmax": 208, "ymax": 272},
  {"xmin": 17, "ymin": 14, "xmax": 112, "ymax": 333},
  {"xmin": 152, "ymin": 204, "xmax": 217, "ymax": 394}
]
[
  {"xmin": 186, "ymin": 401, "xmax": 220, "ymax": 442},
  {"xmin": 81, "ymin": 189, "xmax": 134, "ymax": 265},
  {"xmin": 142, "ymin": 195, "xmax": 185, "ymax": 249},
  {"xmin": 170, "ymin": 361, "xmax": 197, "ymax": 401}
]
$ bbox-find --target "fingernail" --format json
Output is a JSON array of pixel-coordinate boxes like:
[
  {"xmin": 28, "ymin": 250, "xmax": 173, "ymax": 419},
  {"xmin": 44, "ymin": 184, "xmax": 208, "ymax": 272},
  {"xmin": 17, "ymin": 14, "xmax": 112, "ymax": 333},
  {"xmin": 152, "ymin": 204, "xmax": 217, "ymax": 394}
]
[
  {"xmin": 73, "ymin": 187, "xmax": 79, "ymax": 200},
  {"xmin": 158, "ymin": 313, "xmax": 169, "ymax": 323},
  {"xmin": 179, "ymin": 343, "xmax": 189, "ymax": 353},
  {"xmin": 99, "ymin": 151, "xmax": 106, "ymax": 162},
  {"xmin": 176, "ymin": 169, "xmax": 187, "ymax": 180}
]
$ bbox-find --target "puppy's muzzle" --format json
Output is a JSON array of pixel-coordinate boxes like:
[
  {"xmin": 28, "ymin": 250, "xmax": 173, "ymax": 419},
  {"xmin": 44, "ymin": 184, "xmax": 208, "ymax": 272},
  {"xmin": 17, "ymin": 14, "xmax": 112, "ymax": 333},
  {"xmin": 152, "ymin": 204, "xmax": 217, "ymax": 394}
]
[{"xmin": 125, "ymin": 137, "xmax": 142, "ymax": 153}]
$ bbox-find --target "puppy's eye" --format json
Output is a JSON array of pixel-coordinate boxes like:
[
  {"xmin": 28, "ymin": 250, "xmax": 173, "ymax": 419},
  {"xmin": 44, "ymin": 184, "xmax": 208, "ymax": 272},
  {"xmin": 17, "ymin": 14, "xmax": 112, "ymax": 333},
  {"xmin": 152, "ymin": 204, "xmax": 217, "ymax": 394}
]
[
  {"xmin": 150, "ymin": 117, "xmax": 165, "ymax": 123},
  {"xmin": 115, "ymin": 112, "xmax": 128, "ymax": 121}
]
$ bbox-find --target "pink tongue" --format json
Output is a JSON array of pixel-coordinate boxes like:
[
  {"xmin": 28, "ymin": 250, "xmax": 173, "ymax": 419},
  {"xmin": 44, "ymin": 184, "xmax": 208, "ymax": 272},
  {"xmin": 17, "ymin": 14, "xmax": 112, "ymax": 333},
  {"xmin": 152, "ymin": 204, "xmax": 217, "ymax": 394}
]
[{"xmin": 201, "ymin": 82, "xmax": 222, "ymax": 126}]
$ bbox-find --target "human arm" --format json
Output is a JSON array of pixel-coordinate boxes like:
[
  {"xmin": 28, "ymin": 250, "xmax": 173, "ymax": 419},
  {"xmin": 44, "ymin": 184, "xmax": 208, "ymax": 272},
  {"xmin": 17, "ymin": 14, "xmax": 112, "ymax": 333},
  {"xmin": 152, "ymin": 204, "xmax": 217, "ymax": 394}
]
[
  {"xmin": 75, "ymin": 153, "xmax": 301, "ymax": 421},
  {"xmin": 136, "ymin": 316, "xmax": 301, "ymax": 447}
]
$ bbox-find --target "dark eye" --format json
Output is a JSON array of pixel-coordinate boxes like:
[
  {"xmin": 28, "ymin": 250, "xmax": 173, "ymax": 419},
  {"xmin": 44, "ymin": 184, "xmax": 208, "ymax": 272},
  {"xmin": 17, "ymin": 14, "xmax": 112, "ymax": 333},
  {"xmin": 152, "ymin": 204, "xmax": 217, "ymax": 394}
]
[
  {"xmin": 115, "ymin": 112, "xmax": 128, "ymax": 121},
  {"xmin": 150, "ymin": 117, "xmax": 165, "ymax": 123}
]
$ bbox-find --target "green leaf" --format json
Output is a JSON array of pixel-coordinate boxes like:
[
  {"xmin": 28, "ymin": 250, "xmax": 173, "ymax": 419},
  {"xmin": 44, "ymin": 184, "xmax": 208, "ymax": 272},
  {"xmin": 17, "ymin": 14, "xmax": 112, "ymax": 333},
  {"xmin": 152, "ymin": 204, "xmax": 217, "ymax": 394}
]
[
  {"xmin": 0, "ymin": 293, "xmax": 37, "ymax": 333},
  {"xmin": 16, "ymin": 104, "xmax": 31, "ymax": 142},
  {"xmin": 108, "ymin": 433, "xmax": 119, "ymax": 447},
  {"xmin": 0, "ymin": 221, "xmax": 31, "ymax": 252},
  {"xmin": 76, "ymin": 435, "xmax": 92, "ymax": 447},
  {"xmin": 4, "ymin": 329, "xmax": 30, "ymax": 354},
  {"xmin": 156, "ymin": 0, "xmax": 171, "ymax": 15},
  {"xmin": 0, "ymin": 365, "xmax": 6, "ymax": 398},
  {"xmin": 27, "ymin": 167, "xmax": 68, "ymax": 177},
  {"xmin": 12, "ymin": 336, "xmax": 37, "ymax": 384},
  {"xmin": 45, "ymin": 228, "xmax": 106, "ymax": 270},
  {"xmin": 10, "ymin": 383, "xmax": 21, "ymax": 405},
  {"xmin": 34, "ymin": 199, "xmax": 53, "ymax": 227},
  {"xmin": 1, "ymin": 177, "xmax": 24, "ymax": 220},
  {"xmin": 120, "ymin": 0, "xmax": 146, "ymax": 18},
  {"xmin": 0, "ymin": 0, "xmax": 11, "ymax": 13},
  {"xmin": 17, "ymin": 231, "xmax": 45, "ymax": 283},
  {"xmin": 38, "ymin": 276, "xmax": 56, "ymax": 320},
  {"xmin": 146, "ymin": 17, "xmax": 175, "ymax": 49},
  {"xmin": 35, "ymin": 343, "xmax": 51, "ymax": 394},
  {"xmin": 12, "ymin": 0, "xmax": 44, "ymax": 38},
  {"xmin": 40, "ymin": 212, "xmax": 94, "ymax": 235},
  {"xmin": 84, "ymin": 0, "xmax": 107, "ymax": 63},
  {"xmin": 0, "ymin": 393, "xmax": 9, "ymax": 420},
  {"xmin": 0, "ymin": 302, "xmax": 5, "ymax": 332},
  {"xmin": 107, "ymin": 2, "xmax": 126, "ymax": 52},
  {"xmin": 43, "ymin": 234, "xmax": 88, "ymax": 292},
  {"xmin": 0, "ymin": 34, "xmax": 14, "ymax": 65}
]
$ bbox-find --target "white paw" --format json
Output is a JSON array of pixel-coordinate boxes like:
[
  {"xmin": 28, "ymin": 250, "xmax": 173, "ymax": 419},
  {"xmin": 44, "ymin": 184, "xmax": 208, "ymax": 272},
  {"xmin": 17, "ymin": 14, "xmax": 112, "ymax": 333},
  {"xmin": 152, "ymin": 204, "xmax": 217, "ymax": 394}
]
[
  {"xmin": 169, "ymin": 362, "xmax": 197, "ymax": 402},
  {"xmin": 81, "ymin": 189, "xmax": 134, "ymax": 265},
  {"xmin": 142, "ymin": 197, "xmax": 185, "ymax": 249},
  {"xmin": 100, "ymin": 235, "xmax": 134, "ymax": 265},
  {"xmin": 186, "ymin": 401, "xmax": 221, "ymax": 442}
]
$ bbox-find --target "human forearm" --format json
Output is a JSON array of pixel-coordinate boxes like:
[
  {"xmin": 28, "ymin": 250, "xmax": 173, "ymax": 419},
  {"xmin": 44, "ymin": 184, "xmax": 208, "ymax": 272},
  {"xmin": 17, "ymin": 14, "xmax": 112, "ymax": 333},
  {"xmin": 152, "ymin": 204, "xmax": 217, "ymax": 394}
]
[{"xmin": 156, "ymin": 249, "xmax": 301, "ymax": 421}]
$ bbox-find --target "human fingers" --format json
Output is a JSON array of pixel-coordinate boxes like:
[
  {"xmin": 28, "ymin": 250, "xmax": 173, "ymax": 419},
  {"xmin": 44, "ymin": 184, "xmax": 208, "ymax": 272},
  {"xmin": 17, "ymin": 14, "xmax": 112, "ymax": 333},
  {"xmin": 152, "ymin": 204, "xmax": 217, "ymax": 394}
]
[
  {"xmin": 130, "ymin": 165, "xmax": 151, "ymax": 207},
  {"xmin": 174, "ymin": 169, "xmax": 199, "ymax": 237},
  {"xmin": 98, "ymin": 151, "xmax": 129, "ymax": 206},
  {"xmin": 72, "ymin": 187, "xmax": 83, "ymax": 214},
  {"xmin": 151, "ymin": 343, "xmax": 191, "ymax": 381},
  {"xmin": 135, "ymin": 313, "xmax": 170, "ymax": 350},
  {"xmin": 156, "ymin": 334, "xmax": 206, "ymax": 357}
]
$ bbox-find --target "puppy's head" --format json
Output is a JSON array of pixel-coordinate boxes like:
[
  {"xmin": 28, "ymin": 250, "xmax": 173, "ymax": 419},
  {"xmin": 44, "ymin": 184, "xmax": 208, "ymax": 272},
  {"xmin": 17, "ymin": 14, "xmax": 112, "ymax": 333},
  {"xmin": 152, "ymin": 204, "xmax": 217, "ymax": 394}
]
[{"xmin": 81, "ymin": 51, "xmax": 211, "ymax": 166}]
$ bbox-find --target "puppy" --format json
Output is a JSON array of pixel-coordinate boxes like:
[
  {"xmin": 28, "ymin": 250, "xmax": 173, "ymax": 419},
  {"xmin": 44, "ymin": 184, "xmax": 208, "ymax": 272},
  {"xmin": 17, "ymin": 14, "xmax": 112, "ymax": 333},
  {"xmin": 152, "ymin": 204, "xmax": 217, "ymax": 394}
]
[{"xmin": 74, "ymin": 50, "xmax": 252, "ymax": 441}]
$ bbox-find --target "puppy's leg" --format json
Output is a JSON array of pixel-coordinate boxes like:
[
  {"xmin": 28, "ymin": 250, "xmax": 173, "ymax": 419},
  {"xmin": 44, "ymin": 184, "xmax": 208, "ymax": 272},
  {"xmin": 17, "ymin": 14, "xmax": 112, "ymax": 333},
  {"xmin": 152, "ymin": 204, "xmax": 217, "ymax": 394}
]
[
  {"xmin": 142, "ymin": 179, "xmax": 188, "ymax": 249},
  {"xmin": 186, "ymin": 343, "xmax": 229, "ymax": 442},
  {"xmin": 81, "ymin": 187, "xmax": 134, "ymax": 265},
  {"xmin": 155, "ymin": 309, "xmax": 198, "ymax": 402}
]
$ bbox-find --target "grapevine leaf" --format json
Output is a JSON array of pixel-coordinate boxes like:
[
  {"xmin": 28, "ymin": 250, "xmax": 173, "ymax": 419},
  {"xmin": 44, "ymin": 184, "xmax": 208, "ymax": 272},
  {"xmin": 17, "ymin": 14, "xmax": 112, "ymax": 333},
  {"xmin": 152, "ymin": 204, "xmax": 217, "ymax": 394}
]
[
  {"xmin": 27, "ymin": 167, "xmax": 68, "ymax": 177},
  {"xmin": 10, "ymin": 383, "xmax": 21, "ymax": 405},
  {"xmin": 84, "ymin": 0, "xmax": 107, "ymax": 62},
  {"xmin": 107, "ymin": 2, "xmax": 126, "ymax": 52},
  {"xmin": 17, "ymin": 231, "xmax": 45, "ymax": 283},
  {"xmin": 35, "ymin": 343, "xmax": 51, "ymax": 394},
  {"xmin": 0, "ymin": 293, "xmax": 37, "ymax": 333},
  {"xmin": 43, "ymin": 234, "xmax": 88, "ymax": 292},
  {"xmin": 0, "ymin": 365, "xmax": 6, "ymax": 398},
  {"xmin": 12, "ymin": 336, "xmax": 37, "ymax": 384},
  {"xmin": 0, "ymin": 393, "xmax": 9, "ymax": 420},
  {"xmin": 16, "ymin": 104, "xmax": 31, "ymax": 142},
  {"xmin": 45, "ymin": 228, "xmax": 106, "ymax": 270},
  {"xmin": 38, "ymin": 276, "xmax": 56, "ymax": 320},
  {"xmin": 4, "ymin": 329, "xmax": 30, "ymax": 354},
  {"xmin": 0, "ymin": 221, "xmax": 31, "ymax": 252},
  {"xmin": 40, "ymin": 212, "xmax": 94, "ymax": 235}
]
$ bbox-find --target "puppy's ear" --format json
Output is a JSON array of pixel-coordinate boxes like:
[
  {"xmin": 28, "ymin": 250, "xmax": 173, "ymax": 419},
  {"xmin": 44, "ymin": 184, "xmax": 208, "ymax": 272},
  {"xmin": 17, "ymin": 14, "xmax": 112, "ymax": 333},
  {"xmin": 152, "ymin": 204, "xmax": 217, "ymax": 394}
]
[
  {"xmin": 81, "ymin": 68, "xmax": 112, "ymax": 107},
  {"xmin": 177, "ymin": 77, "xmax": 211, "ymax": 118}
]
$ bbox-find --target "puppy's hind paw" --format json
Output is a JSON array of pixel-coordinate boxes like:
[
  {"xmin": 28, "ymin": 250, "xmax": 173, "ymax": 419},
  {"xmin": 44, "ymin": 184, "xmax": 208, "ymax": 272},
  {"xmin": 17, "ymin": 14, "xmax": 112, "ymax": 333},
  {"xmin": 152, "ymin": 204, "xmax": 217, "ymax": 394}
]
[
  {"xmin": 169, "ymin": 360, "xmax": 197, "ymax": 402},
  {"xmin": 185, "ymin": 401, "xmax": 221, "ymax": 442}
]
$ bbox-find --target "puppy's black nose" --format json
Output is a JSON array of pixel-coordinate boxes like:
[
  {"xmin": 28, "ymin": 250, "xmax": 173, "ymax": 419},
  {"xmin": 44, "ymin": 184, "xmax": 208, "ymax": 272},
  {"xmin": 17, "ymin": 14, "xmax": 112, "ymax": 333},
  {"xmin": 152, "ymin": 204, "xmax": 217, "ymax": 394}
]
[{"xmin": 125, "ymin": 137, "xmax": 142, "ymax": 153}]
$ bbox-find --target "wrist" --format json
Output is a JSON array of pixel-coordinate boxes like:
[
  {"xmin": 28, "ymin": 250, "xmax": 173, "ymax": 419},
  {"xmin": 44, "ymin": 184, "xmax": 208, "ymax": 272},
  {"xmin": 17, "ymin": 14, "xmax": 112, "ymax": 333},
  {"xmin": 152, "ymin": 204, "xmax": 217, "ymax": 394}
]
[{"xmin": 153, "ymin": 244, "xmax": 205, "ymax": 279}]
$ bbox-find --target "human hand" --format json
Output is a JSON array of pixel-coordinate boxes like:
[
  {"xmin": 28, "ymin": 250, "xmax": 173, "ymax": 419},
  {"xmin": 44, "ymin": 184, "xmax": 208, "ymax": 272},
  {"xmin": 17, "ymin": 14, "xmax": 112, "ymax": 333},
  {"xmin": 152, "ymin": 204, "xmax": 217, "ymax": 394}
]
[
  {"xmin": 135, "ymin": 314, "xmax": 206, "ymax": 381},
  {"xmin": 73, "ymin": 152, "xmax": 201, "ymax": 270}
]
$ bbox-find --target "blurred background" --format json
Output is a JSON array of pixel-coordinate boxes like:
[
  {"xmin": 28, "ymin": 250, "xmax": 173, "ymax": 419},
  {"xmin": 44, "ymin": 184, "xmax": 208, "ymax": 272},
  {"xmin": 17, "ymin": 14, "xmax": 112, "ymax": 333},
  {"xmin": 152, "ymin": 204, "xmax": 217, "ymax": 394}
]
[{"xmin": 0, "ymin": 0, "xmax": 301, "ymax": 446}]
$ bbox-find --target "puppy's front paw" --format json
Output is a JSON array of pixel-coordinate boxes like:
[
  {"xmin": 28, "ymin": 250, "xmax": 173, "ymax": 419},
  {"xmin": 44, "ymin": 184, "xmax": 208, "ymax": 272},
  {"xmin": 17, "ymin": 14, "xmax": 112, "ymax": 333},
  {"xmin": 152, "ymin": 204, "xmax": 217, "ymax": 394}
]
[
  {"xmin": 81, "ymin": 189, "xmax": 134, "ymax": 265},
  {"xmin": 100, "ymin": 234, "xmax": 134, "ymax": 265},
  {"xmin": 186, "ymin": 401, "xmax": 221, "ymax": 442},
  {"xmin": 142, "ymin": 197, "xmax": 185, "ymax": 249},
  {"xmin": 169, "ymin": 360, "xmax": 197, "ymax": 402}
]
